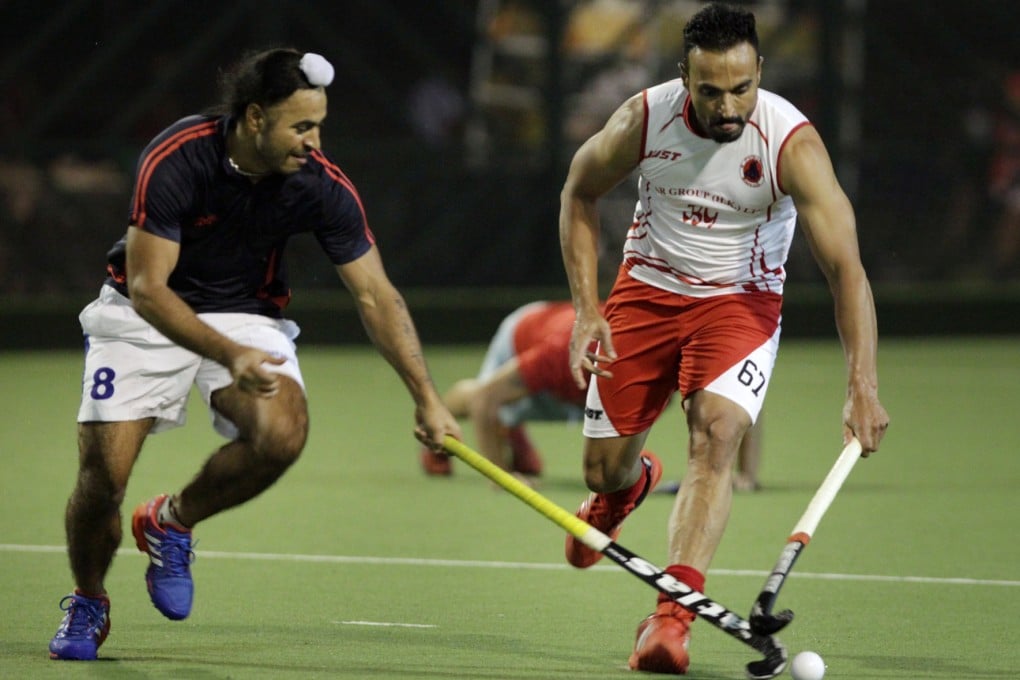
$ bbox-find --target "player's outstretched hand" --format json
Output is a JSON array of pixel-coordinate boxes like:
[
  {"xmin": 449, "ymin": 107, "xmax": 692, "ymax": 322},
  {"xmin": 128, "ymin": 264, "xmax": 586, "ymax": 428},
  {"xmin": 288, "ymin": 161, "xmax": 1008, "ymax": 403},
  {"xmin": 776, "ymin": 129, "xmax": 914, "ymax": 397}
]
[
  {"xmin": 569, "ymin": 309, "xmax": 616, "ymax": 389},
  {"xmin": 843, "ymin": 391, "xmax": 889, "ymax": 456},
  {"xmin": 414, "ymin": 400, "xmax": 462, "ymax": 452}
]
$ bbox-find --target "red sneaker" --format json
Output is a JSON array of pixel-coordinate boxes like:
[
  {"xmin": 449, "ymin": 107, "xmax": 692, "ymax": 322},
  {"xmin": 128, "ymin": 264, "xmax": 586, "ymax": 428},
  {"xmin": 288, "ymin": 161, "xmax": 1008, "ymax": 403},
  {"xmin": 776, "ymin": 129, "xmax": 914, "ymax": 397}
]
[
  {"xmin": 628, "ymin": 601, "xmax": 695, "ymax": 674},
  {"xmin": 565, "ymin": 452, "xmax": 662, "ymax": 568},
  {"xmin": 420, "ymin": 446, "xmax": 452, "ymax": 476}
]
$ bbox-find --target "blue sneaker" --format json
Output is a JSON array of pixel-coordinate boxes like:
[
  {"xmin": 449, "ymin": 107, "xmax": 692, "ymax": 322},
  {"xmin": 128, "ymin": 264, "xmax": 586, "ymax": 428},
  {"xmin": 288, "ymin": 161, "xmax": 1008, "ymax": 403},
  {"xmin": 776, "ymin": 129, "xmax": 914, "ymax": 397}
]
[
  {"xmin": 132, "ymin": 495, "xmax": 195, "ymax": 620},
  {"xmin": 49, "ymin": 591, "xmax": 111, "ymax": 660}
]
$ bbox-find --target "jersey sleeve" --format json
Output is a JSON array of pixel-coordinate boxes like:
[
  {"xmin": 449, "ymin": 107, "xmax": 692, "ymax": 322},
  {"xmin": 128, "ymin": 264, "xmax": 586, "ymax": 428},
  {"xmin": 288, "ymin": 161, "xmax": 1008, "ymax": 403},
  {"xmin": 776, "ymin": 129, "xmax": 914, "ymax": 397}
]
[
  {"xmin": 128, "ymin": 117, "xmax": 216, "ymax": 241},
  {"xmin": 311, "ymin": 150, "xmax": 375, "ymax": 265}
]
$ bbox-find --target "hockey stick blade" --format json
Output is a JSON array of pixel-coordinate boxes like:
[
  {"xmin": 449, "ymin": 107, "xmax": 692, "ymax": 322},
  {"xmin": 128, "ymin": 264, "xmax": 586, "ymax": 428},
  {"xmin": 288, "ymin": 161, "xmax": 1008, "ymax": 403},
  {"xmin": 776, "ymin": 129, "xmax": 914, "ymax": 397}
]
[
  {"xmin": 749, "ymin": 438, "xmax": 862, "ymax": 635},
  {"xmin": 442, "ymin": 436, "xmax": 788, "ymax": 679}
]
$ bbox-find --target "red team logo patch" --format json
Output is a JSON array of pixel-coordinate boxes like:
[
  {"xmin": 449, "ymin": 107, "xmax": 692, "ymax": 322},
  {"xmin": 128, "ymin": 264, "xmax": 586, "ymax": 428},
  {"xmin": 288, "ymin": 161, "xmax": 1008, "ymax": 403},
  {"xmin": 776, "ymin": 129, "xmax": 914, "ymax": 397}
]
[{"xmin": 740, "ymin": 156, "xmax": 765, "ymax": 187}]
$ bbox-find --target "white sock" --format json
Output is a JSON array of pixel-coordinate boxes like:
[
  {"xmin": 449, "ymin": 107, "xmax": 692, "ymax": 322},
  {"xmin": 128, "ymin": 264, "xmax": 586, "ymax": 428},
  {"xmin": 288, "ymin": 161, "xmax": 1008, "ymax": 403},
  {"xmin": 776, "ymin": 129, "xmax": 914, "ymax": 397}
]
[{"xmin": 157, "ymin": 496, "xmax": 186, "ymax": 529}]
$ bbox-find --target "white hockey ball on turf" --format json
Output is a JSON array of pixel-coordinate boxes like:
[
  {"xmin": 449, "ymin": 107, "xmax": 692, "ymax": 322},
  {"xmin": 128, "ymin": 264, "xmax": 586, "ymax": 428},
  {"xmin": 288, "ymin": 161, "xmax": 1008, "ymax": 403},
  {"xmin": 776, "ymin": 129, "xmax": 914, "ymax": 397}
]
[{"xmin": 790, "ymin": 651, "xmax": 826, "ymax": 680}]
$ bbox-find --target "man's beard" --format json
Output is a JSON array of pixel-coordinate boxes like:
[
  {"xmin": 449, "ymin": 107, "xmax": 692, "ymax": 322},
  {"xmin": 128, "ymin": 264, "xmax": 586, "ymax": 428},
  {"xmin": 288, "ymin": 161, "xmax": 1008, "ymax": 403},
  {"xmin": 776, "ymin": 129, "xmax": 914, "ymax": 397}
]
[{"xmin": 708, "ymin": 117, "xmax": 746, "ymax": 143}]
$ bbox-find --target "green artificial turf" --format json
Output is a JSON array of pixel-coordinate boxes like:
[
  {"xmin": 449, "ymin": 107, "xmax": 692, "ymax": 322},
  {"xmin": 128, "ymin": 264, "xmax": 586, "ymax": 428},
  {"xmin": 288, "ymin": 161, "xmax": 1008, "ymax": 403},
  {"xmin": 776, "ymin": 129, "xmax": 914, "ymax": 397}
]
[{"xmin": 1, "ymin": 338, "xmax": 1018, "ymax": 678}]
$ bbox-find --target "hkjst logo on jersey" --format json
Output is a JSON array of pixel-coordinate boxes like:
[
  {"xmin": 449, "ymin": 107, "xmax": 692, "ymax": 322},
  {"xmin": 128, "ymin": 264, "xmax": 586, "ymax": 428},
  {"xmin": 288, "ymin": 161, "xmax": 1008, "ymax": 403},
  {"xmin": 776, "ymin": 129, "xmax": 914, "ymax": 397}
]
[
  {"xmin": 740, "ymin": 156, "xmax": 765, "ymax": 187},
  {"xmin": 193, "ymin": 214, "xmax": 218, "ymax": 227}
]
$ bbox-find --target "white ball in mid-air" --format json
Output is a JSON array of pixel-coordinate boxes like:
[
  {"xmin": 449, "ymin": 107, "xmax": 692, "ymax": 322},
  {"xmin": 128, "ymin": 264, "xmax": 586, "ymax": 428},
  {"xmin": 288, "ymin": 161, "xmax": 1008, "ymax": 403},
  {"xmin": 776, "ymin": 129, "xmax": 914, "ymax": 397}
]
[{"xmin": 789, "ymin": 651, "xmax": 826, "ymax": 680}]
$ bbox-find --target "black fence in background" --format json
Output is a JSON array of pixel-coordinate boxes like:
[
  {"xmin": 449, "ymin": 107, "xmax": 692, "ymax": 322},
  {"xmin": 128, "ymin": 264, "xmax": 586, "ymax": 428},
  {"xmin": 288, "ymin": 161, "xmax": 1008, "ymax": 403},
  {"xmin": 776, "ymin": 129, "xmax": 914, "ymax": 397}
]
[{"xmin": 2, "ymin": 0, "xmax": 1020, "ymax": 347}]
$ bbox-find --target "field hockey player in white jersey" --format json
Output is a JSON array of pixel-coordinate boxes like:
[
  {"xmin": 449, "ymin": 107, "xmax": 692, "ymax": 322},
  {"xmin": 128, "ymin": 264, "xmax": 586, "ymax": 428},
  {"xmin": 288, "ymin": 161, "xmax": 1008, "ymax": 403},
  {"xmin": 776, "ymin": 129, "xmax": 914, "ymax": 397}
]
[{"xmin": 558, "ymin": 3, "xmax": 889, "ymax": 674}]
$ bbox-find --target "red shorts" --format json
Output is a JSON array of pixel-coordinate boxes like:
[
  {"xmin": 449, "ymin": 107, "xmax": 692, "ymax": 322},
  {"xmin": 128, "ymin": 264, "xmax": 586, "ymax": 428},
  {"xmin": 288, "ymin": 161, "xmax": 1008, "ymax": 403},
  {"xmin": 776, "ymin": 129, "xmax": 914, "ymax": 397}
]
[{"xmin": 583, "ymin": 270, "xmax": 782, "ymax": 437}]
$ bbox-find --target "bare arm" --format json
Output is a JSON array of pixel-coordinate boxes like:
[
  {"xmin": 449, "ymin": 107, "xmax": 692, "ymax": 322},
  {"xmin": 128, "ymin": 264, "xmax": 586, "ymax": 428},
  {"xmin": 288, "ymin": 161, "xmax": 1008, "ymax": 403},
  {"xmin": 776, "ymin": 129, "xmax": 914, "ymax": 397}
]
[
  {"xmin": 125, "ymin": 226, "xmax": 283, "ymax": 397},
  {"xmin": 781, "ymin": 126, "xmax": 889, "ymax": 453},
  {"xmin": 336, "ymin": 245, "xmax": 461, "ymax": 447},
  {"xmin": 559, "ymin": 93, "xmax": 644, "ymax": 388}
]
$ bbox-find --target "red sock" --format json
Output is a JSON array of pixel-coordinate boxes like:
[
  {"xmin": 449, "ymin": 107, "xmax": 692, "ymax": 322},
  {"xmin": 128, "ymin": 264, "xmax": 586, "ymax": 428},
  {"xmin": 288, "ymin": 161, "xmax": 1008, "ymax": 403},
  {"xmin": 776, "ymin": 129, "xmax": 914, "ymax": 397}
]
[
  {"xmin": 658, "ymin": 564, "xmax": 706, "ymax": 604},
  {"xmin": 507, "ymin": 425, "xmax": 534, "ymax": 455}
]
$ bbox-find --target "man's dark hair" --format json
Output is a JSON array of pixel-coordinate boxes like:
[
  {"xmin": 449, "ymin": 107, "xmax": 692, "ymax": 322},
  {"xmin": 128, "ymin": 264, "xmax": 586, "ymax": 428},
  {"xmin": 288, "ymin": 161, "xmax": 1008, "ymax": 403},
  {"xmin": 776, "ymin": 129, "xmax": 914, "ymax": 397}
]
[
  {"xmin": 681, "ymin": 3, "xmax": 759, "ymax": 65},
  {"xmin": 212, "ymin": 47, "xmax": 317, "ymax": 119}
]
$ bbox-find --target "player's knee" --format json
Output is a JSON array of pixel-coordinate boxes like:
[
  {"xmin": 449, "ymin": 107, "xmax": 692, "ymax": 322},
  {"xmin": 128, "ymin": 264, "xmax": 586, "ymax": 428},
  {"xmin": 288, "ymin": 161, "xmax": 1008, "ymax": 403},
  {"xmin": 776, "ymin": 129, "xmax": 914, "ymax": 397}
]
[
  {"xmin": 251, "ymin": 408, "xmax": 309, "ymax": 469},
  {"xmin": 582, "ymin": 443, "xmax": 635, "ymax": 492},
  {"xmin": 582, "ymin": 459, "xmax": 612, "ymax": 492},
  {"xmin": 72, "ymin": 464, "xmax": 125, "ymax": 517},
  {"xmin": 689, "ymin": 416, "xmax": 746, "ymax": 471},
  {"xmin": 75, "ymin": 445, "xmax": 130, "ymax": 507}
]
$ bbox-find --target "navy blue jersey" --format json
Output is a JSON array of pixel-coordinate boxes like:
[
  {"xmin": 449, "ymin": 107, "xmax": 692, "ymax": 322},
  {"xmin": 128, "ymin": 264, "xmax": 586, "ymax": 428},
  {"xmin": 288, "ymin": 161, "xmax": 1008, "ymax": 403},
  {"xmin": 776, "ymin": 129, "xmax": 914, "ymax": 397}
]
[{"xmin": 105, "ymin": 115, "xmax": 374, "ymax": 317}]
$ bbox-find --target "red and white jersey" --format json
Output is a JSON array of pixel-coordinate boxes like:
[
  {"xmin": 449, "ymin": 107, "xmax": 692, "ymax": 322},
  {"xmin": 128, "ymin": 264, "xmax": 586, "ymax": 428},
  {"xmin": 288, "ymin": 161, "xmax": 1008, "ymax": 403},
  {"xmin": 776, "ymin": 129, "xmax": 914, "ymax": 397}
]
[{"xmin": 623, "ymin": 79, "xmax": 811, "ymax": 296}]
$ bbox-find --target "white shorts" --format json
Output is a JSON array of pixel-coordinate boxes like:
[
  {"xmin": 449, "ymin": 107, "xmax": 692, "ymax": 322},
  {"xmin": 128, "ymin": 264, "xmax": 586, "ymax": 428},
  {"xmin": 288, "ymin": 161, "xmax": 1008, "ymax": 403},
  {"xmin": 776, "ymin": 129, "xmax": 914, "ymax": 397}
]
[{"xmin": 77, "ymin": 285, "xmax": 305, "ymax": 439}]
